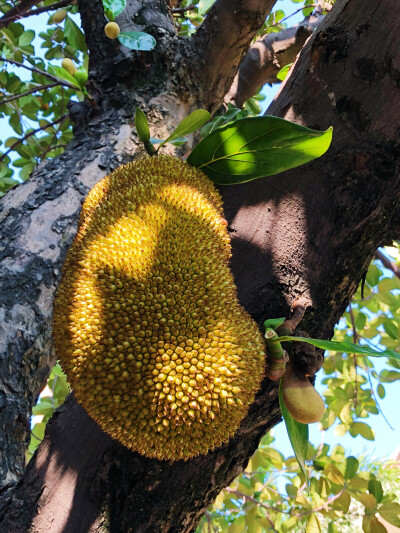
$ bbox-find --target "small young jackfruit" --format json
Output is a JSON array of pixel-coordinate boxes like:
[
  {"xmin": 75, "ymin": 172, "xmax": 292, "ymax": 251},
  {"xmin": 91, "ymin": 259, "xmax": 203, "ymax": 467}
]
[
  {"xmin": 282, "ymin": 364, "xmax": 325, "ymax": 424},
  {"xmin": 53, "ymin": 155, "xmax": 266, "ymax": 461}
]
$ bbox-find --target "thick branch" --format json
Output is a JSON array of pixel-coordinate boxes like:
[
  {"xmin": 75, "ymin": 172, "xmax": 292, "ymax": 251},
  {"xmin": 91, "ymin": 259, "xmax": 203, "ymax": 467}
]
[
  {"xmin": 183, "ymin": 0, "xmax": 277, "ymax": 111},
  {"xmin": 227, "ymin": 14, "xmax": 324, "ymax": 107},
  {"xmin": 375, "ymin": 249, "xmax": 400, "ymax": 279},
  {"xmin": 0, "ymin": 0, "xmax": 40, "ymax": 28},
  {"xmin": 0, "ymin": 0, "xmax": 73, "ymax": 29}
]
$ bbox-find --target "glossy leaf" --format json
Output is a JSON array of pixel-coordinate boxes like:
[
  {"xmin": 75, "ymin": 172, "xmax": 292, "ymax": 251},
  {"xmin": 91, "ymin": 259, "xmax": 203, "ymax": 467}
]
[
  {"xmin": 48, "ymin": 65, "xmax": 81, "ymax": 88},
  {"xmin": 279, "ymin": 378, "xmax": 309, "ymax": 481},
  {"xmin": 161, "ymin": 109, "xmax": 211, "ymax": 148},
  {"xmin": 277, "ymin": 63, "xmax": 293, "ymax": 81},
  {"xmin": 118, "ymin": 31, "xmax": 156, "ymax": 51},
  {"xmin": 64, "ymin": 17, "xmax": 87, "ymax": 52},
  {"xmin": 103, "ymin": 0, "xmax": 126, "ymax": 17},
  {"xmin": 263, "ymin": 317, "xmax": 286, "ymax": 329},
  {"xmin": 135, "ymin": 108, "xmax": 150, "ymax": 143},
  {"xmin": 187, "ymin": 116, "xmax": 333, "ymax": 184},
  {"xmin": 273, "ymin": 336, "xmax": 400, "ymax": 362}
]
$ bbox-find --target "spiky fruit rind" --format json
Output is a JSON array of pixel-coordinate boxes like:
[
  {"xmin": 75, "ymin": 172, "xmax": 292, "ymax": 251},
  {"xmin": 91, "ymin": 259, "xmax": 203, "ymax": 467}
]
[
  {"xmin": 53, "ymin": 155, "xmax": 266, "ymax": 461},
  {"xmin": 104, "ymin": 22, "xmax": 120, "ymax": 39},
  {"xmin": 62, "ymin": 58, "xmax": 77, "ymax": 76},
  {"xmin": 282, "ymin": 365, "xmax": 325, "ymax": 424}
]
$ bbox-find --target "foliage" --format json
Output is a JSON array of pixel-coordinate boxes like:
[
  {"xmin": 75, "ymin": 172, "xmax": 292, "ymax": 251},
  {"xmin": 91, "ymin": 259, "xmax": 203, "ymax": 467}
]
[
  {"xmin": 0, "ymin": 1, "xmax": 87, "ymax": 194},
  {"xmin": 27, "ymin": 362, "xmax": 69, "ymax": 463},
  {"xmin": 196, "ymin": 245, "xmax": 400, "ymax": 533}
]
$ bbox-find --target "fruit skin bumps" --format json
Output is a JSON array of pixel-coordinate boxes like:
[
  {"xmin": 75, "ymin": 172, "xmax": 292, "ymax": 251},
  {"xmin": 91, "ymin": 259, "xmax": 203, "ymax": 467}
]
[{"xmin": 53, "ymin": 155, "xmax": 266, "ymax": 461}]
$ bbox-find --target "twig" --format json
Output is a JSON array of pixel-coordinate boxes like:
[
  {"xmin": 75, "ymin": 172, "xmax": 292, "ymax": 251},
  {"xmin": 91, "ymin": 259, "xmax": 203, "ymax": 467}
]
[
  {"xmin": 269, "ymin": 4, "xmax": 318, "ymax": 29},
  {"xmin": 0, "ymin": 0, "xmax": 73, "ymax": 28},
  {"xmin": 0, "ymin": 114, "xmax": 68, "ymax": 164},
  {"xmin": 278, "ymin": 297, "xmax": 308, "ymax": 335},
  {"xmin": 348, "ymin": 305, "xmax": 359, "ymax": 408},
  {"xmin": 375, "ymin": 249, "xmax": 400, "ymax": 279},
  {"xmin": 0, "ymin": 58, "xmax": 79, "ymax": 90},
  {"xmin": 171, "ymin": 4, "xmax": 196, "ymax": 15},
  {"xmin": 0, "ymin": 82, "xmax": 60, "ymax": 105},
  {"xmin": 225, "ymin": 487, "xmax": 284, "ymax": 528},
  {"xmin": 39, "ymin": 118, "xmax": 68, "ymax": 161}
]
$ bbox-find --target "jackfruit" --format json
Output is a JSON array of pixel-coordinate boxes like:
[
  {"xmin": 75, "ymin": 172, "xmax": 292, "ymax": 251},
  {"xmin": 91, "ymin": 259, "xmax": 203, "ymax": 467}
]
[
  {"xmin": 282, "ymin": 364, "xmax": 325, "ymax": 424},
  {"xmin": 53, "ymin": 155, "xmax": 266, "ymax": 461}
]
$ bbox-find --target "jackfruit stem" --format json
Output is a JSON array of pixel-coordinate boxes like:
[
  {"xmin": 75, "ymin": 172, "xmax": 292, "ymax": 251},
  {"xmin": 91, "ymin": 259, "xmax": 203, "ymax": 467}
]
[{"xmin": 264, "ymin": 328, "xmax": 289, "ymax": 381}]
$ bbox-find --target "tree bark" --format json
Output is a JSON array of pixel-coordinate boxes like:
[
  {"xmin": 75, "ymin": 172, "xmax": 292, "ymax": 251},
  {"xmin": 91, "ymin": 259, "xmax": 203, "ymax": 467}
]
[{"xmin": 1, "ymin": 0, "xmax": 400, "ymax": 531}]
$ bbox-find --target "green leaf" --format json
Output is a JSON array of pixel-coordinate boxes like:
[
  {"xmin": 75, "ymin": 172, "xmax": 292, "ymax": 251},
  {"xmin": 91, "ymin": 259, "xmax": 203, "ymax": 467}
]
[
  {"xmin": 48, "ymin": 65, "xmax": 81, "ymax": 88},
  {"xmin": 306, "ymin": 514, "xmax": 322, "ymax": 533},
  {"xmin": 350, "ymin": 422, "xmax": 375, "ymax": 440},
  {"xmin": 160, "ymin": 110, "xmax": 211, "ymax": 149},
  {"xmin": 377, "ymin": 384, "xmax": 385, "ymax": 398},
  {"xmin": 273, "ymin": 336, "xmax": 400, "ymax": 362},
  {"xmin": 187, "ymin": 116, "xmax": 333, "ymax": 185},
  {"xmin": 378, "ymin": 502, "xmax": 400, "ymax": 527},
  {"xmin": 135, "ymin": 108, "xmax": 150, "ymax": 143},
  {"xmin": 362, "ymin": 516, "xmax": 387, "ymax": 533},
  {"xmin": 18, "ymin": 30, "xmax": 35, "ymax": 47},
  {"xmin": 64, "ymin": 17, "xmax": 87, "ymax": 52},
  {"xmin": 263, "ymin": 317, "xmax": 286, "ymax": 330},
  {"xmin": 379, "ymin": 369, "xmax": 400, "ymax": 382},
  {"xmin": 102, "ymin": 0, "xmax": 126, "ymax": 17},
  {"xmin": 277, "ymin": 63, "xmax": 293, "ymax": 81},
  {"xmin": 279, "ymin": 378, "xmax": 309, "ymax": 481},
  {"xmin": 344, "ymin": 456, "xmax": 359, "ymax": 479},
  {"xmin": 117, "ymin": 31, "xmax": 156, "ymax": 51},
  {"xmin": 368, "ymin": 479, "xmax": 383, "ymax": 503}
]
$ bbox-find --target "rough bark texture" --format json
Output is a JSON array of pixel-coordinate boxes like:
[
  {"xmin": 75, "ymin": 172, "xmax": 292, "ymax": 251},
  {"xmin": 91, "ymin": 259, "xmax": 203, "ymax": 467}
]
[
  {"xmin": 1, "ymin": 0, "xmax": 400, "ymax": 531},
  {"xmin": 182, "ymin": 0, "xmax": 277, "ymax": 111},
  {"xmin": 226, "ymin": 13, "xmax": 324, "ymax": 107}
]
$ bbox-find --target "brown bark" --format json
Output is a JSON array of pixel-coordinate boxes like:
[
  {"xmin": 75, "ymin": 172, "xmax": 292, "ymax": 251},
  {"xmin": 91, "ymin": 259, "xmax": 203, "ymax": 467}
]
[
  {"xmin": 1, "ymin": 0, "xmax": 400, "ymax": 531},
  {"xmin": 183, "ymin": 0, "xmax": 277, "ymax": 112},
  {"xmin": 226, "ymin": 13, "xmax": 324, "ymax": 107}
]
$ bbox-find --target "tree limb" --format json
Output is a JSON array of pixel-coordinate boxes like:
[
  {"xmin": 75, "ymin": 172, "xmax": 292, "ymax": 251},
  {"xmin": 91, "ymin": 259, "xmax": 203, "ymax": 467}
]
[
  {"xmin": 226, "ymin": 13, "xmax": 324, "ymax": 107},
  {"xmin": 0, "ymin": 58, "xmax": 79, "ymax": 89},
  {"xmin": 0, "ymin": 0, "xmax": 73, "ymax": 29},
  {"xmin": 0, "ymin": 0, "xmax": 41, "ymax": 27},
  {"xmin": 0, "ymin": 82, "xmax": 60, "ymax": 105},
  {"xmin": 375, "ymin": 249, "xmax": 400, "ymax": 279},
  {"xmin": 183, "ymin": 0, "xmax": 277, "ymax": 112},
  {"xmin": 0, "ymin": 114, "xmax": 68, "ymax": 164}
]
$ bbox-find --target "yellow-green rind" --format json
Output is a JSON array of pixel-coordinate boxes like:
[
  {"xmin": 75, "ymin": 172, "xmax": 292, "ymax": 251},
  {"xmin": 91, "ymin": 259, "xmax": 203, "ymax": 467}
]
[
  {"xmin": 282, "ymin": 365, "xmax": 325, "ymax": 424},
  {"xmin": 53, "ymin": 155, "xmax": 266, "ymax": 461}
]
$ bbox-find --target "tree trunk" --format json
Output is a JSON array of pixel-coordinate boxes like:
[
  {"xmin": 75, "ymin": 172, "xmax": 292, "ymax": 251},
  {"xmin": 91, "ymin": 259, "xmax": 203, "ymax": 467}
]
[{"xmin": 1, "ymin": 0, "xmax": 400, "ymax": 531}]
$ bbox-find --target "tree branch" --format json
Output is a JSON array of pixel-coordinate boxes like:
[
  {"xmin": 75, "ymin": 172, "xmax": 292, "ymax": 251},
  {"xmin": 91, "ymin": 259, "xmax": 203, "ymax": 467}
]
[
  {"xmin": 0, "ymin": 58, "xmax": 79, "ymax": 89},
  {"xmin": 0, "ymin": 114, "xmax": 68, "ymax": 164},
  {"xmin": 375, "ymin": 249, "xmax": 400, "ymax": 279},
  {"xmin": 183, "ymin": 0, "xmax": 277, "ymax": 112},
  {"xmin": 0, "ymin": 82, "xmax": 60, "ymax": 105},
  {"xmin": 0, "ymin": 0, "xmax": 40, "ymax": 26},
  {"xmin": 0, "ymin": 0, "xmax": 73, "ymax": 29},
  {"xmin": 226, "ymin": 13, "xmax": 324, "ymax": 107}
]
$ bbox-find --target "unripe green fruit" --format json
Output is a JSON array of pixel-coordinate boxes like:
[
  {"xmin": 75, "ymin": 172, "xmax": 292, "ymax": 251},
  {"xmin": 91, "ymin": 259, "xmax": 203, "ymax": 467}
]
[
  {"xmin": 104, "ymin": 22, "xmax": 120, "ymax": 39},
  {"xmin": 282, "ymin": 364, "xmax": 325, "ymax": 424},
  {"xmin": 52, "ymin": 9, "xmax": 67, "ymax": 24},
  {"xmin": 62, "ymin": 58, "xmax": 77, "ymax": 76},
  {"xmin": 74, "ymin": 67, "xmax": 88, "ymax": 87}
]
